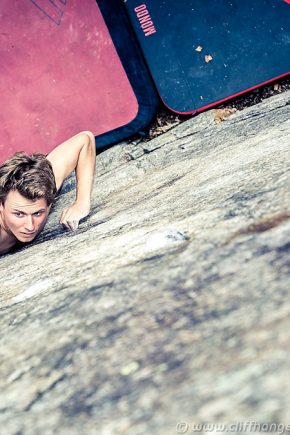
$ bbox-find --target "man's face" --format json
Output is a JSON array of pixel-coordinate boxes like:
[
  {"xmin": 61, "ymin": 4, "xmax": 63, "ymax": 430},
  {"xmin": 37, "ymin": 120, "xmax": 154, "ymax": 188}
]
[{"xmin": 0, "ymin": 189, "xmax": 50, "ymax": 243}]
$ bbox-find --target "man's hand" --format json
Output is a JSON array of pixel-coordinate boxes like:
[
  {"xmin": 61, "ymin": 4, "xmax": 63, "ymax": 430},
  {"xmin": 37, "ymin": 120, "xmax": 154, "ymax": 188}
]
[
  {"xmin": 60, "ymin": 201, "xmax": 90, "ymax": 231},
  {"xmin": 47, "ymin": 131, "xmax": 96, "ymax": 231}
]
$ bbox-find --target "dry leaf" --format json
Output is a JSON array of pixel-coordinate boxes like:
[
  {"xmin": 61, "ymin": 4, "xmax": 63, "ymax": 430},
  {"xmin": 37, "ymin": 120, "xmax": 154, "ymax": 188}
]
[
  {"xmin": 214, "ymin": 108, "xmax": 237, "ymax": 124},
  {"xmin": 205, "ymin": 54, "xmax": 213, "ymax": 63},
  {"xmin": 195, "ymin": 46, "xmax": 203, "ymax": 52}
]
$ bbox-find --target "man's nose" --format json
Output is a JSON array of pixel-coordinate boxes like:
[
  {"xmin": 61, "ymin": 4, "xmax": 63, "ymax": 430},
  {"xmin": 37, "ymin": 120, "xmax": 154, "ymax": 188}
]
[{"xmin": 24, "ymin": 216, "xmax": 35, "ymax": 232}]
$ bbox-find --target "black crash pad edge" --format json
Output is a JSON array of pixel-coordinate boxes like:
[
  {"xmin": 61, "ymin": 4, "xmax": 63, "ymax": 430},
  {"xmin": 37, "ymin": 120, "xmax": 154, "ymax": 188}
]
[
  {"xmin": 95, "ymin": 0, "xmax": 159, "ymax": 151},
  {"xmin": 191, "ymin": 72, "xmax": 290, "ymax": 116}
]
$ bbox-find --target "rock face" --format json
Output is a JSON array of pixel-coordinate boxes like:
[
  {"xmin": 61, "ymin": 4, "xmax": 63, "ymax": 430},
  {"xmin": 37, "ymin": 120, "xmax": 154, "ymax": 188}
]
[{"xmin": 1, "ymin": 91, "xmax": 290, "ymax": 435}]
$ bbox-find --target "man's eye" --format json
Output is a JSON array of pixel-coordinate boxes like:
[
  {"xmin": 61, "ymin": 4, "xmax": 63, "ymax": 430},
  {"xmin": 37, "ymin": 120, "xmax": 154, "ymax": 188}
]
[{"xmin": 14, "ymin": 213, "xmax": 23, "ymax": 217}]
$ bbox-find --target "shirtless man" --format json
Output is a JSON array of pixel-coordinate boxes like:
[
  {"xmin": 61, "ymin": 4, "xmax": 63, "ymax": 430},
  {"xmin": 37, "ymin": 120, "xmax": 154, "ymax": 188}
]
[{"xmin": 0, "ymin": 131, "xmax": 96, "ymax": 255}]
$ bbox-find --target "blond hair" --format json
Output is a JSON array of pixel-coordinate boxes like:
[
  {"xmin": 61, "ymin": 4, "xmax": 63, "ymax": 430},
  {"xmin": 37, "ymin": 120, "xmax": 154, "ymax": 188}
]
[{"xmin": 0, "ymin": 152, "xmax": 57, "ymax": 206}]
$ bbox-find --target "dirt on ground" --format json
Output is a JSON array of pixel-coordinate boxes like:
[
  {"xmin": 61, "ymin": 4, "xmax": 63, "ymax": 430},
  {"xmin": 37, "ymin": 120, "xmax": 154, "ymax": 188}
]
[{"xmin": 131, "ymin": 75, "xmax": 290, "ymax": 142}]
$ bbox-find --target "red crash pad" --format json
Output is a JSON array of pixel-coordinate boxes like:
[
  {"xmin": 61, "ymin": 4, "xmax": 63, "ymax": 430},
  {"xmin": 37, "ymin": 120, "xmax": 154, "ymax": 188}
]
[{"xmin": 0, "ymin": 0, "xmax": 139, "ymax": 163}]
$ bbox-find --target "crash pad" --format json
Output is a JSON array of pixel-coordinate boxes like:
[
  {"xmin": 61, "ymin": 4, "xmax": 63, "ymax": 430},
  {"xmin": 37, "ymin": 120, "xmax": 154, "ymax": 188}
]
[
  {"xmin": 125, "ymin": 0, "xmax": 290, "ymax": 113},
  {"xmin": 0, "ymin": 0, "xmax": 158, "ymax": 163}
]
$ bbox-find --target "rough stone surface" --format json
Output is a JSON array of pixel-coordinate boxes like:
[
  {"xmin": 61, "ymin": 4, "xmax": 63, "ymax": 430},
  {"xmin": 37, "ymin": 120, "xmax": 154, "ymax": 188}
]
[{"xmin": 1, "ymin": 92, "xmax": 290, "ymax": 435}]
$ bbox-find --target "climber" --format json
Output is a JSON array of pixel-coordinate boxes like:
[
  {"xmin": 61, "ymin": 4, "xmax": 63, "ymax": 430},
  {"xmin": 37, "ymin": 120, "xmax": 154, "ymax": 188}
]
[{"xmin": 0, "ymin": 131, "xmax": 96, "ymax": 255}]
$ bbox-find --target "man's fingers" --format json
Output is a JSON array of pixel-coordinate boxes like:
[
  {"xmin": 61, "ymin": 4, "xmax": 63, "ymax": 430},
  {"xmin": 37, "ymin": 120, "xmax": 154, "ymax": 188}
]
[
  {"xmin": 61, "ymin": 219, "xmax": 79, "ymax": 231},
  {"xmin": 59, "ymin": 209, "xmax": 77, "ymax": 230},
  {"xmin": 59, "ymin": 204, "xmax": 85, "ymax": 231},
  {"xmin": 60, "ymin": 220, "xmax": 71, "ymax": 231},
  {"xmin": 70, "ymin": 220, "xmax": 79, "ymax": 230}
]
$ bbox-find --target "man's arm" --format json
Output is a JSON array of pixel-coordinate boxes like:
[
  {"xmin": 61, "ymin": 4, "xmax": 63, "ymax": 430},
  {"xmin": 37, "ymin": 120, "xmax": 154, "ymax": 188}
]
[{"xmin": 46, "ymin": 131, "xmax": 96, "ymax": 231}]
